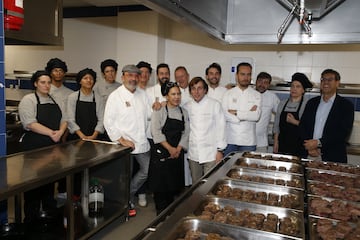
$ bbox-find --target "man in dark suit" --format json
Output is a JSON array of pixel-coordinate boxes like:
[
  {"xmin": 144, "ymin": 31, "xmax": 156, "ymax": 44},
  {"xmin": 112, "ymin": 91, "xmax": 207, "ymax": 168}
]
[{"xmin": 299, "ymin": 69, "xmax": 354, "ymax": 163}]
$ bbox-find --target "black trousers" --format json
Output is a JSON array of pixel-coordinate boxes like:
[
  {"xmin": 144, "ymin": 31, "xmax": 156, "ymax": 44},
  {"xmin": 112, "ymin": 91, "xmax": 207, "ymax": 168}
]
[{"xmin": 153, "ymin": 190, "xmax": 180, "ymax": 215}]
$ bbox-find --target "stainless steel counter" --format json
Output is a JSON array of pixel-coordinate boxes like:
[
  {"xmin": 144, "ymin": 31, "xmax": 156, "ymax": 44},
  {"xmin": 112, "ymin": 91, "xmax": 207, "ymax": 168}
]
[
  {"xmin": 0, "ymin": 140, "xmax": 131, "ymax": 200},
  {"xmin": 0, "ymin": 140, "xmax": 132, "ymax": 240}
]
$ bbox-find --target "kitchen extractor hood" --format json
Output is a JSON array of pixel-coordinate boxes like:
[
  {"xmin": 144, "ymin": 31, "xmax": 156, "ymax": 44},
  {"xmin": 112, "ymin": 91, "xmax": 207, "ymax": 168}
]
[{"xmin": 136, "ymin": 0, "xmax": 360, "ymax": 44}]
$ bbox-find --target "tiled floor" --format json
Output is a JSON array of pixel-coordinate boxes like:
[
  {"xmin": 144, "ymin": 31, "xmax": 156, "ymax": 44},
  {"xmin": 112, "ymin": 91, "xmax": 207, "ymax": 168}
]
[{"xmin": 89, "ymin": 194, "xmax": 157, "ymax": 240}]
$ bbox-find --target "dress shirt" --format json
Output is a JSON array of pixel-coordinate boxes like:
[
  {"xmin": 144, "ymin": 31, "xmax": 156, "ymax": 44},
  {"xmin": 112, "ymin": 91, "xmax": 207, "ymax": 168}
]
[
  {"xmin": 207, "ymin": 86, "xmax": 227, "ymax": 102},
  {"xmin": 93, "ymin": 80, "xmax": 121, "ymax": 103},
  {"xmin": 104, "ymin": 85, "xmax": 151, "ymax": 154},
  {"xmin": 222, "ymin": 86, "xmax": 262, "ymax": 146},
  {"xmin": 184, "ymin": 95, "xmax": 227, "ymax": 163},
  {"xmin": 313, "ymin": 94, "xmax": 335, "ymax": 139},
  {"xmin": 256, "ymin": 90, "xmax": 280, "ymax": 147},
  {"xmin": 66, "ymin": 90, "xmax": 105, "ymax": 134}
]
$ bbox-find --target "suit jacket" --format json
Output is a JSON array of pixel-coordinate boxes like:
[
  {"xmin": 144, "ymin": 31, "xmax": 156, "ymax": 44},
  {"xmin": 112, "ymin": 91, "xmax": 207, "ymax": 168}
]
[{"xmin": 299, "ymin": 94, "xmax": 354, "ymax": 163}]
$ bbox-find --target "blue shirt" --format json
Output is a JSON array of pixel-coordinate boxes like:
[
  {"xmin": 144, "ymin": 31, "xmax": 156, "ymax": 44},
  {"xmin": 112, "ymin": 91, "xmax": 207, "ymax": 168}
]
[{"xmin": 313, "ymin": 94, "xmax": 336, "ymax": 139}]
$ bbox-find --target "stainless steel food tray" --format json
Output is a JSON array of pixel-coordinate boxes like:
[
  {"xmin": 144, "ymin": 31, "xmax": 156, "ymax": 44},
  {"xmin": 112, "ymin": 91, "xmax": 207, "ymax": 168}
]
[
  {"xmin": 303, "ymin": 159, "xmax": 360, "ymax": 175},
  {"xmin": 308, "ymin": 216, "xmax": 359, "ymax": 240},
  {"xmin": 164, "ymin": 217, "xmax": 302, "ymax": 240},
  {"xmin": 236, "ymin": 157, "xmax": 303, "ymax": 175},
  {"xmin": 227, "ymin": 167, "xmax": 304, "ymax": 190},
  {"xmin": 242, "ymin": 151, "xmax": 301, "ymax": 163},
  {"xmin": 306, "ymin": 168, "xmax": 360, "ymax": 189},
  {"xmin": 208, "ymin": 179, "xmax": 304, "ymax": 211},
  {"xmin": 191, "ymin": 197, "xmax": 305, "ymax": 239},
  {"xmin": 307, "ymin": 181, "xmax": 360, "ymax": 202},
  {"xmin": 308, "ymin": 195, "xmax": 360, "ymax": 223}
]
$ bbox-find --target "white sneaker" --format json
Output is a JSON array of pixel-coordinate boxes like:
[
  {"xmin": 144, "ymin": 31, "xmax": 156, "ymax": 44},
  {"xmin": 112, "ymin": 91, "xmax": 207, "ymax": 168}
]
[{"xmin": 138, "ymin": 194, "xmax": 147, "ymax": 207}]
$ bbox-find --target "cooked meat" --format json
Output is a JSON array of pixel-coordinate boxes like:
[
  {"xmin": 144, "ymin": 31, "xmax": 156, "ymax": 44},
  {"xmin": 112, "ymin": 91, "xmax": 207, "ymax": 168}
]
[
  {"xmin": 183, "ymin": 230, "xmax": 201, "ymax": 240},
  {"xmin": 213, "ymin": 212, "xmax": 227, "ymax": 223},
  {"xmin": 204, "ymin": 202, "xmax": 221, "ymax": 214}
]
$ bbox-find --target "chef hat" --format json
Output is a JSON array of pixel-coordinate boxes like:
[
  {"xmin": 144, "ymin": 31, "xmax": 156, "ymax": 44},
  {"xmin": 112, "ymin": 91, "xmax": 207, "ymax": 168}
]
[
  {"xmin": 100, "ymin": 59, "xmax": 118, "ymax": 73},
  {"xmin": 31, "ymin": 70, "xmax": 51, "ymax": 87},
  {"xmin": 291, "ymin": 72, "xmax": 313, "ymax": 89},
  {"xmin": 76, "ymin": 68, "xmax": 97, "ymax": 84},
  {"xmin": 45, "ymin": 58, "xmax": 68, "ymax": 73},
  {"xmin": 136, "ymin": 61, "xmax": 152, "ymax": 74}
]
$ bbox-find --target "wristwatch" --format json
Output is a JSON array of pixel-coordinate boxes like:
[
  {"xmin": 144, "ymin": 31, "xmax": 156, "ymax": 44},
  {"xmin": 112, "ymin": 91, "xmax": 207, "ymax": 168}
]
[
  {"xmin": 317, "ymin": 139, "xmax": 322, "ymax": 148},
  {"xmin": 217, "ymin": 149, "xmax": 224, "ymax": 154}
]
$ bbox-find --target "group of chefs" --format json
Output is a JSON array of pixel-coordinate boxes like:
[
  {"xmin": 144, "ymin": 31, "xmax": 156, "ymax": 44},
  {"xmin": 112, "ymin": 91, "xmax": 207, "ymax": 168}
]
[{"xmin": 16, "ymin": 57, "xmax": 354, "ymax": 220}]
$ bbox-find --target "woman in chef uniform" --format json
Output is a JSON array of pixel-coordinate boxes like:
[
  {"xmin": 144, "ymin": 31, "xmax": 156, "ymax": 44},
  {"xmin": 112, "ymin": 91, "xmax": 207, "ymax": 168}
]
[
  {"xmin": 18, "ymin": 70, "xmax": 67, "ymax": 222},
  {"xmin": 273, "ymin": 72, "xmax": 313, "ymax": 156},
  {"xmin": 66, "ymin": 68, "xmax": 105, "ymax": 141},
  {"xmin": 66, "ymin": 68, "xmax": 105, "ymax": 196},
  {"xmin": 149, "ymin": 82, "xmax": 190, "ymax": 215}
]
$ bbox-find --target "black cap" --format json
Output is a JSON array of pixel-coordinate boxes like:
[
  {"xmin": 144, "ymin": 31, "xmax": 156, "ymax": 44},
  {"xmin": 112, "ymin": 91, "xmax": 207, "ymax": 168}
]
[
  {"xmin": 76, "ymin": 68, "xmax": 97, "ymax": 84},
  {"xmin": 45, "ymin": 58, "xmax": 68, "ymax": 73},
  {"xmin": 136, "ymin": 61, "xmax": 152, "ymax": 74},
  {"xmin": 31, "ymin": 70, "xmax": 51, "ymax": 87},
  {"xmin": 100, "ymin": 59, "xmax": 118, "ymax": 73},
  {"xmin": 291, "ymin": 72, "xmax": 313, "ymax": 89}
]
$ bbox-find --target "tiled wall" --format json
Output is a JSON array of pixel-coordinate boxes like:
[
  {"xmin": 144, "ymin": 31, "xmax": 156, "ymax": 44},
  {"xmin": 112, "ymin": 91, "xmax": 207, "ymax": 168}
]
[{"xmin": 0, "ymin": 0, "xmax": 6, "ymax": 157}]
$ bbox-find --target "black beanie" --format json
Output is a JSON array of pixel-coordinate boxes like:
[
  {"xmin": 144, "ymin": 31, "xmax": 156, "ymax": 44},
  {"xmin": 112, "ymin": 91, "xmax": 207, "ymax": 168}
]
[
  {"xmin": 291, "ymin": 72, "xmax": 313, "ymax": 89},
  {"xmin": 45, "ymin": 58, "xmax": 68, "ymax": 73},
  {"xmin": 76, "ymin": 68, "xmax": 97, "ymax": 84},
  {"xmin": 100, "ymin": 59, "xmax": 118, "ymax": 73}
]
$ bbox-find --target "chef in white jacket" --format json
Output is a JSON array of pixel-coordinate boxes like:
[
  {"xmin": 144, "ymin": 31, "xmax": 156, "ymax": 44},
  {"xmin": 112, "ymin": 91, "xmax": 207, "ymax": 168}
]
[
  {"xmin": 184, "ymin": 77, "xmax": 227, "ymax": 183},
  {"xmin": 146, "ymin": 63, "xmax": 170, "ymax": 110},
  {"xmin": 255, "ymin": 72, "xmax": 279, "ymax": 153},
  {"xmin": 104, "ymin": 64, "xmax": 152, "ymax": 217},
  {"xmin": 222, "ymin": 62, "xmax": 262, "ymax": 156}
]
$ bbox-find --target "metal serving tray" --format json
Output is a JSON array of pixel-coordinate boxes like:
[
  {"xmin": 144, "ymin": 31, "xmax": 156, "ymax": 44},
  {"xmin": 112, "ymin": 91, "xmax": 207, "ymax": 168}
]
[
  {"xmin": 227, "ymin": 167, "xmax": 304, "ymax": 190},
  {"xmin": 307, "ymin": 181, "xmax": 360, "ymax": 202},
  {"xmin": 242, "ymin": 151, "xmax": 301, "ymax": 163},
  {"xmin": 308, "ymin": 195, "xmax": 360, "ymax": 223},
  {"xmin": 308, "ymin": 216, "xmax": 360, "ymax": 240},
  {"xmin": 306, "ymin": 169, "xmax": 360, "ymax": 189},
  {"xmin": 165, "ymin": 217, "xmax": 301, "ymax": 240},
  {"xmin": 191, "ymin": 197, "xmax": 305, "ymax": 239},
  {"xmin": 303, "ymin": 159, "xmax": 360, "ymax": 175},
  {"xmin": 236, "ymin": 157, "xmax": 303, "ymax": 175},
  {"xmin": 208, "ymin": 179, "xmax": 304, "ymax": 211}
]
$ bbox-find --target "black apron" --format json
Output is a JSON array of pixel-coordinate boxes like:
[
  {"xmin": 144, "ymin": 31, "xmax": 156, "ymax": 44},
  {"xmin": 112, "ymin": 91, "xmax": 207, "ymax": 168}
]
[
  {"xmin": 21, "ymin": 93, "xmax": 62, "ymax": 151},
  {"xmin": 149, "ymin": 106, "xmax": 185, "ymax": 192},
  {"xmin": 278, "ymin": 97, "xmax": 304, "ymax": 156},
  {"xmin": 68, "ymin": 91, "xmax": 97, "ymax": 140}
]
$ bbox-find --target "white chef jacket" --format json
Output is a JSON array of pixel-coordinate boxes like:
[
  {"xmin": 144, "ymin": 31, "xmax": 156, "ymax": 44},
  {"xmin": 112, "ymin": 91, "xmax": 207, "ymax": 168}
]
[
  {"xmin": 207, "ymin": 86, "xmax": 227, "ymax": 102},
  {"xmin": 184, "ymin": 95, "xmax": 227, "ymax": 164},
  {"xmin": 179, "ymin": 86, "xmax": 191, "ymax": 106},
  {"xmin": 104, "ymin": 85, "xmax": 151, "ymax": 154},
  {"xmin": 222, "ymin": 86, "xmax": 262, "ymax": 146},
  {"xmin": 256, "ymin": 90, "xmax": 279, "ymax": 147},
  {"xmin": 146, "ymin": 83, "xmax": 166, "ymax": 105}
]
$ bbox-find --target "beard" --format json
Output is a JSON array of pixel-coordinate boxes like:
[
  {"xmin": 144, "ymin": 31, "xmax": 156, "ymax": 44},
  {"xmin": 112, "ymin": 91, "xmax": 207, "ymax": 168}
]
[{"xmin": 159, "ymin": 78, "xmax": 170, "ymax": 85}]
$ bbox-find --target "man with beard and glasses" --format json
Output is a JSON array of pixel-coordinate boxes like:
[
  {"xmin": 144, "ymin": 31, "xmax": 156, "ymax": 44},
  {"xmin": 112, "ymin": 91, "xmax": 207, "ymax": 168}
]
[
  {"xmin": 255, "ymin": 72, "xmax": 279, "ymax": 153},
  {"xmin": 146, "ymin": 63, "xmax": 171, "ymax": 111},
  {"xmin": 205, "ymin": 62, "xmax": 227, "ymax": 102},
  {"xmin": 104, "ymin": 64, "xmax": 152, "ymax": 217},
  {"xmin": 222, "ymin": 62, "xmax": 262, "ymax": 156}
]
